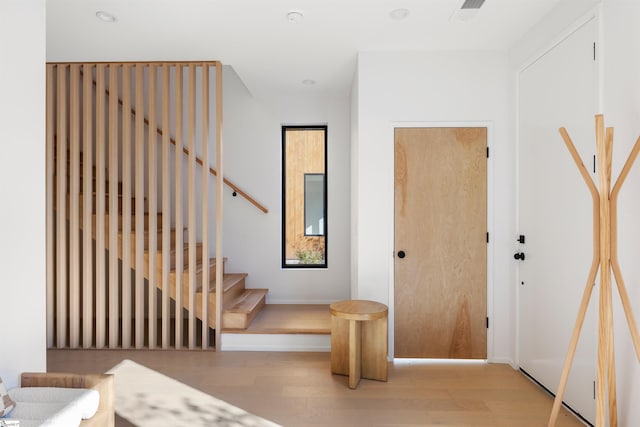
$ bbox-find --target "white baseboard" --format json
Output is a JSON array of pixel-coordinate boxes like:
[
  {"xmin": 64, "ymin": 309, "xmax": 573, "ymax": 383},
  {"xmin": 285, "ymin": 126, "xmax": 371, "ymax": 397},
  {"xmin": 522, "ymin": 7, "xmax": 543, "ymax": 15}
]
[
  {"xmin": 220, "ymin": 333, "xmax": 331, "ymax": 352},
  {"xmin": 488, "ymin": 357, "xmax": 515, "ymax": 367}
]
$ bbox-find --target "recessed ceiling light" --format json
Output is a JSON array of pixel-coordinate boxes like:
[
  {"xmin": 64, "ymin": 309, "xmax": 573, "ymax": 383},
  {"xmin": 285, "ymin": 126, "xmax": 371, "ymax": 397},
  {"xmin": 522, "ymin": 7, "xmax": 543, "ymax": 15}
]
[
  {"xmin": 302, "ymin": 79, "xmax": 316, "ymax": 86},
  {"xmin": 286, "ymin": 10, "xmax": 304, "ymax": 24},
  {"xmin": 96, "ymin": 11, "xmax": 117, "ymax": 23},
  {"xmin": 389, "ymin": 8, "xmax": 410, "ymax": 21}
]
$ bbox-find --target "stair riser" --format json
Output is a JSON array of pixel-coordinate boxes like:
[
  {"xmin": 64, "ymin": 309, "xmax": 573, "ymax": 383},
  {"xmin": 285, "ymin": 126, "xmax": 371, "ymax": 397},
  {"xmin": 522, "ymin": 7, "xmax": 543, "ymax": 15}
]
[
  {"xmin": 101, "ymin": 229, "xmax": 180, "ymax": 254},
  {"xmin": 222, "ymin": 276, "xmax": 247, "ymax": 304},
  {"xmin": 63, "ymin": 193, "xmax": 142, "ymax": 215},
  {"xmin": 55, "ymin": 171, "xmax": 124, "ymax": 193},
  {"xmin": 146, "ymin": 244, "xmax": 203, "ymax": 271},
  {"xmin": 89, "ymin": 213, "xmax": 163, "ymax": 230},
  {"xmin": 181, "ymin": 260, "xmax": 224, "ymax": 287},
  {"xmin": 222, "ymin": 293, "xmax": 266, "ymax": 329}
]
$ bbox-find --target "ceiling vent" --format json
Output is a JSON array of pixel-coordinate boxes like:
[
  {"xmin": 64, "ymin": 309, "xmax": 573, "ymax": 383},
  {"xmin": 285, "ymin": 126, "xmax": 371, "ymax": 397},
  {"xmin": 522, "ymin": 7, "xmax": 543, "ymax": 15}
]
[
  {"xmin": 452, "ymin": 0, "xmax": 485, "ymax": 21},
  {"xmin": 460, "ymin": 0, "xmax": 486, "ymax": 9}
]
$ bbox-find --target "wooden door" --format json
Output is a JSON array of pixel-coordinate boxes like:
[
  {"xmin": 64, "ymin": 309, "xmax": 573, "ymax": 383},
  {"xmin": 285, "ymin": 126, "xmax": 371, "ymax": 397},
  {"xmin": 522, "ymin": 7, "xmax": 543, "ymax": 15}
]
[{"xmin": 394, "ymin": 127, "xmax": 487, "ymax": 358}]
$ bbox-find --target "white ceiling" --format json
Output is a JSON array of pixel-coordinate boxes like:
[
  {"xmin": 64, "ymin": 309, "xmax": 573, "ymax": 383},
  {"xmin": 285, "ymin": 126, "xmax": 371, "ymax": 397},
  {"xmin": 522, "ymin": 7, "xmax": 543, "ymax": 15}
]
[{"xmin": 47, "ymin": 0, "xmax": 562, "ymax": 98}]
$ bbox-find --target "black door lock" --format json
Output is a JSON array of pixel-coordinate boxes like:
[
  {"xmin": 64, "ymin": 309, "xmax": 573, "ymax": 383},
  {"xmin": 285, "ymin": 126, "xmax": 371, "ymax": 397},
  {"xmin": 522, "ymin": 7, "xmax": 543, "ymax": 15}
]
[
  {"xmin": 397, "ymin": 250, "xmax": 406, "ymax": 259},
  {"xmin": 513, "ymin": 252, "xmax": 525, "ymax": 261}
]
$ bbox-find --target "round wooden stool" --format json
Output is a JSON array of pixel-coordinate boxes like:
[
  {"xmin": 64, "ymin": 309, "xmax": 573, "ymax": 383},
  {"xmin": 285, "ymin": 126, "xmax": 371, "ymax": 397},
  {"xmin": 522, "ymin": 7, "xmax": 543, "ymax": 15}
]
[{"xmin": 330, "ymin": 300, "xmax": 388, "ymax": 389}]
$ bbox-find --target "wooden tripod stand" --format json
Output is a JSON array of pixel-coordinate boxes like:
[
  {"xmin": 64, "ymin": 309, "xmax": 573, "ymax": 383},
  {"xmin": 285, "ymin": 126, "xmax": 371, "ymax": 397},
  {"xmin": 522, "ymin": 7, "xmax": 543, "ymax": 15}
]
[{"xmin": 548, "ymin": 115, "xmax": 640, "ymax": 427}]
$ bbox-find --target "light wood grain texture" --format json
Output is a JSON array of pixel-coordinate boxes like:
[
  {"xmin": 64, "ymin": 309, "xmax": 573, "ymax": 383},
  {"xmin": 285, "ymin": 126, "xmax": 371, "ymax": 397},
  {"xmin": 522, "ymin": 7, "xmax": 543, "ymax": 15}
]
[
  {"xmin": 46, "ymin": 64, "xmax": 55, "ymax": 348},
  {"xmin": 174, "ymin": 65, "xmax": 184, "ymax": 349},
  {"xmin": 215, "ymin": 61, "xmax": 224, "ymax": 350},
  {"xmin": 82, "ymin": 64, "xmax": 94, "ymax": 348},
  {"xmin": 108, "ymin": 64, "xmax": 120, "ymax": 349},
  {"xmin": 551, "ymin": 116, "xmax": 640, "ymax": 427},
  {"xmin": 161, "ymin": 64, "xmax": 171, "ymax": 349},
  {"xmin": 46, "ymin": 61, "xmax": 231, "ymax": 350},
  {"xmin": 134, "ymin": 64, "xmax": 145, "ymax": 349},
  {"xmin": 69, "ymin": 65, "xmax": 81, "ymax": 349},
  {"xmin": 349, "ymin": 319, "xmax": 362, "ymax": 389},
  {"xmin": 147, "ymin": 65, "xmax": 158, "ymax": 349},
  {"xmin": 21, "ymin": 372, "xmax": 114, "ymax": 427},
  {"xmin": 187, "ymin": 64, "xmax": 197, "ymax": 349},
  {"xmin": 95, "ymin": 64, "xmax": 107, "ymax": 349},
  {"xmin": 610, "ymin": 134, "xmax": 640, "ymax": 362},
  {"xmin": 394, "ymin": 127, "xmax": 487, "ymax": 359},
  {"xmin": 121, "ymin": 64, "xmax": 132, "ymax": 349},
  {"xmin": 231, "ymin": 304, "xmax": 330, "ymax": 334},
  {"xmin": 595, "ymin": 115, "xmax": 612, "ymax": 427},
  {"xmin": 47, "ymin": 350, "xmax": 585, "ymax": 427},
  {"xmin": 201, "ymin": 64, "xmax": 210, "ymax": 348},
  {"xmin": 331, "ymin": 300, "xmax": 388, "ymax": 389},
  {"xmin": 56, "ymin": 64, "xmax": 68, "ymax": 347},
  {"xmin": 361, "ymin": 316, "xmax": 388, "ymax": 381},
  {"xmin": 549, "ymin": 128, "xmax": 601, "ymax": 426}
]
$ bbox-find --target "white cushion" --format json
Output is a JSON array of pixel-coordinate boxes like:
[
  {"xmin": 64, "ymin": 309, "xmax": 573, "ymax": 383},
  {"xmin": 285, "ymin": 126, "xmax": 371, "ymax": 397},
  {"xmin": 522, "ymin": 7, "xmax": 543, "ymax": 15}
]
[{"xmin": 7, "ymin": 387, "xmax": 100, "ymax": 426}]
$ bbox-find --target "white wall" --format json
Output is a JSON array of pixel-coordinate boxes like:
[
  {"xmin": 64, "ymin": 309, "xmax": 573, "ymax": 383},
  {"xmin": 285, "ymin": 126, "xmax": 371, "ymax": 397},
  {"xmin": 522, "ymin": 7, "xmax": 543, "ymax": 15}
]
[
  {"xmin": 222, "ymin": 67, "xmax": 351, "ymax": 303},
  {"xmin": 0, "ymin": 0, "xmax": 46, "ymax": 388},
  {"xmin": 352, "ymin": 51, "xmax": 513, "ymax": 363},
  {"xmin": 601, "ymin": 1, "xmax": 640, "ymax": 425}
]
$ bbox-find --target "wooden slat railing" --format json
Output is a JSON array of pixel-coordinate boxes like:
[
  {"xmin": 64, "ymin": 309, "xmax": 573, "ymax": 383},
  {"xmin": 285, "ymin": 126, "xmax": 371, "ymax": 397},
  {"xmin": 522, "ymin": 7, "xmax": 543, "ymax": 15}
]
[
  {"xmin": 47, "ymin": 62, "xmax": 220, "ymax": 350},
  {"xmin": 93, "ymin": 72, "xmax": 268, "ymax": 214}
]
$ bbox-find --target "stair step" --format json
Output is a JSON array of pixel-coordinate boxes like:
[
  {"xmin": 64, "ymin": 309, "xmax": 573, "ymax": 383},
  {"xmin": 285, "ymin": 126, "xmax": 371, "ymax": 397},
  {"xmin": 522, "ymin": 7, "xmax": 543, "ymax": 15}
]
[
  {"xmin": 64, "ymin": 192, "xmax": 143, "ymax": 215},
  {"xmin": 175, "ymin": 273, "xmax": 247, "ymax": 330},
  {"xmin": 222, "ymin": 289, "xmax": 268, "ymax": 329},
  {"xmin": 220, "ymin": 272, "xmax": 248, "ymax": 303},
  {"xmin": 179, "ymin": 257, "xmax": 227, "ymax": 290},
  {"xmin": 145, "ymin": 242, "xmax": 204, "ymax": 270},
  {"xmin": 90, "ymin": 212, "xmax": 163, "ymax": 230}
]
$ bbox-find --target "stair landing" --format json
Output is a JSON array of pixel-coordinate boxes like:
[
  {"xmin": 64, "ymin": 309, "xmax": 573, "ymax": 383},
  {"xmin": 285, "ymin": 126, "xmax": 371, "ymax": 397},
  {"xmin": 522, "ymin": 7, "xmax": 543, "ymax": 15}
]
[{"xmin": 221, "ymin": 304, "xmax": 331, "ymax": 351}]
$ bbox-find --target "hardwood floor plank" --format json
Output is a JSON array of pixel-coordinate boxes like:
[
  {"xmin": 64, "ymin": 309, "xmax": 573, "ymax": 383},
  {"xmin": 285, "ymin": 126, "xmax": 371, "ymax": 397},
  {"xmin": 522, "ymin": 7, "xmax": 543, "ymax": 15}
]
[{"xmin": 47, "ymin": 350, "xmax": 585, "ymax": 427}]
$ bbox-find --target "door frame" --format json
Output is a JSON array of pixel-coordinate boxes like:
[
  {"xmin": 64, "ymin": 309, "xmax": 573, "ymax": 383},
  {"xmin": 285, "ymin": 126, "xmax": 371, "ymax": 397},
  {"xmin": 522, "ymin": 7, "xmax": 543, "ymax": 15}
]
[{"xmin": 389, "ymin": 121, "xmax": 495, "ymax": 360}]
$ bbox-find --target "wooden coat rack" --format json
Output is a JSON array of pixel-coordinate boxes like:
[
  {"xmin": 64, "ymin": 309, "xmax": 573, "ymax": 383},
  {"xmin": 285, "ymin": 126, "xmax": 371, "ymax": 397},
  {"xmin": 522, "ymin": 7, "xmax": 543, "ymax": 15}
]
[{"xmin": 548, "ymin": 115, "xmax": 640, "ymax": 427}]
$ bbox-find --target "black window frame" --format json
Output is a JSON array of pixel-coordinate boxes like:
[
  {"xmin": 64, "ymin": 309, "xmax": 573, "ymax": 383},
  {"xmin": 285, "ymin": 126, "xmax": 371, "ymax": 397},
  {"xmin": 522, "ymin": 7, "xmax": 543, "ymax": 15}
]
[{"xmin": 281, "ymin": 125, "xmax": 328, "ymax": 269}]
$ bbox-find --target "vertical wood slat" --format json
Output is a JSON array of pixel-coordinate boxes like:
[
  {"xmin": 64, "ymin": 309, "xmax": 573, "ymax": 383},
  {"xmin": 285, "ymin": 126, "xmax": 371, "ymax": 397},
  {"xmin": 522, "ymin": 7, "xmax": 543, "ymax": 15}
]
[
  {"xmin": 56, "ymin": 64, "xmax": 68, "ymax": 348},
  {"xmin": 95, "ymin": 64, "xmax": 107, "ymax": 348},
  {"xmin": 47, "ymin": 61, "xmax": 221, "ymax": 351},
  {"xmin": 187, "ymin": 64, "xmax": 197, "ymax": 349},
  {"xmin": 108, "ymin": 64, "xmax": 120, "ymax": 348},
  {"xmin": 201, "ymin": 65, "xmax": 210, "ymax": 348},
  {"xmin": 174, "ymin": 65, "xmax": 184, "ymax": 349},
  {"xmin": 215, "ymin": 62, "xmax": 224, "ymax": 350},
  {"xmin": 148, "ymin": 65, "xmax": 158, "ymax": 349},
  {"xmin": 82, "ymin": 64, "xmax": 94, "ymax": 348},
  {"xmin": 161, "ymin": 65, "xmax": 171, "ymax": 348},
  {"xmin": 46, "ymin": 65, "xmax": 55, "ymax": 348},
  {"xmin": 135, "ymin": 64, "xmax": 146, "ymax": 348},
  {"xmin": 69, "ymin": 65, "xmax": 81, "ymax": 348},
  {"xmin": 121, "ymin": 64, "xmax": 133, "ymax": 348}
]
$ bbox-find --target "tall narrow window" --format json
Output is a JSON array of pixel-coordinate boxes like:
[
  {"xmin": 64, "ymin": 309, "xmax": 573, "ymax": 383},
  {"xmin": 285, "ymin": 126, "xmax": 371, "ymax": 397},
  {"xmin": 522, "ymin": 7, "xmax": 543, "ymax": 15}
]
[{"xmin": 282, "ymin": 126, "xmax": 327, "ymax": 268}]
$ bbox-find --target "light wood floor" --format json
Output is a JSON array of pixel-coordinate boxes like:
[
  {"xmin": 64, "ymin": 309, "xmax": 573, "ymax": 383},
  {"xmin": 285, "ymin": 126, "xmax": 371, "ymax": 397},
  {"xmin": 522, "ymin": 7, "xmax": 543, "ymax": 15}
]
[
  {"xmin": 47, "ymin": 350, "xmax": 585, "ymax": 427},
  {"xmin": 227, "ymin": 304, "xmax": 331, "ymax": 334}
]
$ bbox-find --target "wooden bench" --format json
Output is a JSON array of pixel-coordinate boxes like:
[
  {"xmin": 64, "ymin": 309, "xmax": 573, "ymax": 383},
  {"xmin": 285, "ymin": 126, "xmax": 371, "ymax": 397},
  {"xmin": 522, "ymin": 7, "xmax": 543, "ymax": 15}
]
[{"xmin": 330, "ymin": 300, "xmax": 388, "ymax": 389}]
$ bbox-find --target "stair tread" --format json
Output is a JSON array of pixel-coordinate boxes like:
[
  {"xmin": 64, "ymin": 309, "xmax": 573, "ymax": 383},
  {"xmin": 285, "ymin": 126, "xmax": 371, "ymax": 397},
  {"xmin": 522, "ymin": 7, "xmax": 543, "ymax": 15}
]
[
  {"xmin": 224, "ymin": 289, "xmax": 268, "ymax": 313},
  {"xmin": 182, "ymin": 257, "xmax": 228, "ymax": 274},
  {"xmin": 195, "ymin": 272, "xmax": 247, "ymax": 293}
]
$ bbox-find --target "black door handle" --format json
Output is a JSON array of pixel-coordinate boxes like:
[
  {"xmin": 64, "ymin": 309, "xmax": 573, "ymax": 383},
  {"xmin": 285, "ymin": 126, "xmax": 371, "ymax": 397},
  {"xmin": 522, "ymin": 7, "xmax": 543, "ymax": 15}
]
[
  {"xmin": 397, "ymin": 250, "xmax": 406, "ymax": 259},
  {"xmin": 514, "ymin": 252, "xmax": 525, "ymax": 261}
]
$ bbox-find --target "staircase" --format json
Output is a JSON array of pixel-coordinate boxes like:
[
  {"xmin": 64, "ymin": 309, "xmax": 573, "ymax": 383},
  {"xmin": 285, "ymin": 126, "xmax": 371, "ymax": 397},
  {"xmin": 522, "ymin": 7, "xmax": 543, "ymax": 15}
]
[{"xmin": 55, "ymin": 147, "xmax": 268, "ymax": 344}]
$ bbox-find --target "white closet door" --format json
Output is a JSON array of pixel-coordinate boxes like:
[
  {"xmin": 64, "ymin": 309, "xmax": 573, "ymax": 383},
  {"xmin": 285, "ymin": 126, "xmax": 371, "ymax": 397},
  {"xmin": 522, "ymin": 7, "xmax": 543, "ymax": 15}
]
[{"xmin": 518, "ymin": 18, "xmax": 597, "ymax": 423}]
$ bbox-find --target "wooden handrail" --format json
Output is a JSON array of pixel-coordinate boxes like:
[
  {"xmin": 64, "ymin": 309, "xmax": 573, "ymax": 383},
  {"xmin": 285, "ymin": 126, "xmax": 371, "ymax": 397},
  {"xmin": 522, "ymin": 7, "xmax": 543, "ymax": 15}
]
[{"xmin": 88, "ymin": 70, "xmax": 268, "ymax": 214}]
